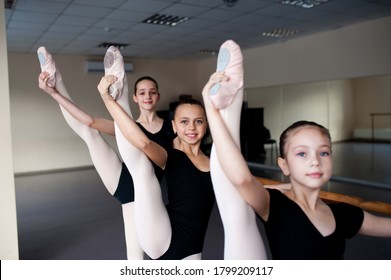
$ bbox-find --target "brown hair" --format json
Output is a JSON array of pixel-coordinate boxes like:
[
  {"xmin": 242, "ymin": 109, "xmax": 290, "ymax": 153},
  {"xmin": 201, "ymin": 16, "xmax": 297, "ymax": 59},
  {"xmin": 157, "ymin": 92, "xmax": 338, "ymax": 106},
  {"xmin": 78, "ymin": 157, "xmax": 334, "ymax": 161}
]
[
  {"xmin": 134, "ymin": 76, "xmax": 159, "ymax": 95},
  {"xmin": 279, "ymin": 120, "xmax": 331, "ymax": 158},
  {"xmin": 173, "ymin": 98, "xmax": 206, "ymax": 119}
]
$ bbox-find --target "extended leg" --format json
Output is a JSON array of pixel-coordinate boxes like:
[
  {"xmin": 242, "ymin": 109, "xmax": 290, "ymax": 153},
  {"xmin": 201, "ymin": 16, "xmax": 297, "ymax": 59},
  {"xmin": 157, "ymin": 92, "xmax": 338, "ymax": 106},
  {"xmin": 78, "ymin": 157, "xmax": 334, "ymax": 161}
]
[
  {"xmin": 104, "ymin": 46, "xmax": 171, "ymax": 259},
  {"xmin": 37, "ymin": 46, "xmax": 122, "ymax": 194},
  {"xmin": 37, "ymin": 47, "xmax": 144, "ymax": 260},
  {"xmin": 210, "ymin": 40, "xmax": 267, "ymax": 259}
]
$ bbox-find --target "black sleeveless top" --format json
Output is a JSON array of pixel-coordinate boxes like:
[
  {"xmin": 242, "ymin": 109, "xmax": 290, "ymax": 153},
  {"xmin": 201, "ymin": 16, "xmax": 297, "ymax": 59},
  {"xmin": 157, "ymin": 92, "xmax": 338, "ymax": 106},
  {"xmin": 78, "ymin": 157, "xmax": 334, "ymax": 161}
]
[
  {"xmin": 157, "ymin": 149, "xmax": 215, "ymax": 260},
  {"xmin": 260, "ymin": 189, "xmax": 364, "ymax": 259},
  {"xmin": 113, "ymin": 118, "xmax": 175, "ymax": 204},
  {"xmin": 136, "ymin": 118, "xmax": 175, "ymax": 152}
]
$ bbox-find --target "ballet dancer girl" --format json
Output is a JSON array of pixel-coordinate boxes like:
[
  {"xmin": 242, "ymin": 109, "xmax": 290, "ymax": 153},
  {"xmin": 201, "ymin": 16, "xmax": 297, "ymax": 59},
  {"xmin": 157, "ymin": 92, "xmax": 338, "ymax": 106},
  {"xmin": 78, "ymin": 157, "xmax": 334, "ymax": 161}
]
[
  {"xmin": 202, "ymin": 68, "xmax": 391, "ymax": 259},
  {"xmin": 37, "ymin": 47, "xmax": 175, "ymax": 259},
  {"xmin": 97, "ymin": 46, "xmax": 215, "ymax": 260}
]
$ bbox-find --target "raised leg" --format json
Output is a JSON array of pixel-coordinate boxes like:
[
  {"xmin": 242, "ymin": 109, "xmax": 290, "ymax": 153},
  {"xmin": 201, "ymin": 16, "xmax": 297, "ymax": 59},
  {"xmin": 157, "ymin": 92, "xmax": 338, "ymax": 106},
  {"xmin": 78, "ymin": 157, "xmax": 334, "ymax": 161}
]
[
  {"xmin": 37, "ymin": 47, "xmax": 144, "ymax": 260},
  {"xmin": 209, "ymin": 40, "xmax": 267, "ymax": 259},
  {"xmin": 37, "ymin": 46, "xmax": 122, "ymax": 194},
  {"xmin": 104, "ymin": 46, "xmax": 171, "ymax": 259}
]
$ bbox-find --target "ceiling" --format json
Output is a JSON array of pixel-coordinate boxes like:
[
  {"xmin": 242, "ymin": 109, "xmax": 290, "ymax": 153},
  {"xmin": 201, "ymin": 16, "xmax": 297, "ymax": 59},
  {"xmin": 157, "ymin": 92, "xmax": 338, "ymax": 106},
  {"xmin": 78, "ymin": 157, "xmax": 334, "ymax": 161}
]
[{"xmin": 4, "ymin": 0, "xmax": 391, "ymax": 60}]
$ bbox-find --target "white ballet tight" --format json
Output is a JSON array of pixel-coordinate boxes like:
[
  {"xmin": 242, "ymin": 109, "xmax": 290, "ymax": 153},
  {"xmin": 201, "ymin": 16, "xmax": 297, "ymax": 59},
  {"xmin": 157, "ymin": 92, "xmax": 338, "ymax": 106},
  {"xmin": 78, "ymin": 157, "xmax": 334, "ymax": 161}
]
[
  {"xmin": 210, "ymin": 87, "xmax": 267, "ymax": 259},
  {"xmin": 52, "ymin": 70, "xmax": 143, "ymax": 260},
  {"xmin": 114, "ymin": 76, "xmax": 172, "ymax": 260}
]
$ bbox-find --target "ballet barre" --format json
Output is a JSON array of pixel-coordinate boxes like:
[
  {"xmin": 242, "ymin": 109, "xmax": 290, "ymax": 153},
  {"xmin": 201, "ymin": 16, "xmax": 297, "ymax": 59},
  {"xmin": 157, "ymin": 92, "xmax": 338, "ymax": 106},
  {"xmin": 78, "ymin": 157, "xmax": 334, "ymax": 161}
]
[{"xmin": 257, "ymin": 177, "xmax": 391, "ymax": 216}]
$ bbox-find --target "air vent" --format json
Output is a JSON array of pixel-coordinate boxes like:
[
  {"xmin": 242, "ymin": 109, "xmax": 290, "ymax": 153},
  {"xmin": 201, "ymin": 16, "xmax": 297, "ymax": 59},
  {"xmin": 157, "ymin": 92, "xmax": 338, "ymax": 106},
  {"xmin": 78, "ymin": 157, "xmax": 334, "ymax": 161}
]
[
  {"xmin": 142, "ymin": 14, "xmax": 189, "ymax": 26},
  {"xmin": 262, "ymin": 28, "xmax": 300, "ymax": 38},
  {"xmin": 281, "ymin": 0, "xmax": 331, "ymax": 9},
  {"xmin": 97, "ymin": 42, "xmax": 129, "ymax": 49},
  {"xmin": 5, "ymin": 0, "xmax": 16, "ymax": 9}
]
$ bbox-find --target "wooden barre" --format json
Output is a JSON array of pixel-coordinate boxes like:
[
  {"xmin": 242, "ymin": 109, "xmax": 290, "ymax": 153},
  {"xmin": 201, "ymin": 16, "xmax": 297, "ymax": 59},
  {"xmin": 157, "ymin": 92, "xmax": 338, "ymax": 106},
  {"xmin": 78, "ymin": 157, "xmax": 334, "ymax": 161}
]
[{"xmin": 257, "ymin": 177, "xmax": 391, "ymax": 216}]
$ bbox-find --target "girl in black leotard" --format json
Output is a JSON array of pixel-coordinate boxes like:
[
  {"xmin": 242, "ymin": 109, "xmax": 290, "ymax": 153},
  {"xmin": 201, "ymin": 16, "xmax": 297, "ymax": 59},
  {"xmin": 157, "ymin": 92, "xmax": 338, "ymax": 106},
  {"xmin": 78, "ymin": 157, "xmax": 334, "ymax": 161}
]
[
  {"xmin": 37, "ymin": 47, "xmax": 174, "ymax": 259},
  {"xmin": 202, "ymin": 56, "xmax": 391, "ymax": 259},
  {"xmin": 98, "ymin": 47, "xmax": 215, "ymax": 259},
  {"xmin": 157, "ymin": 100, "xmax": 215, "ymax": 259}
]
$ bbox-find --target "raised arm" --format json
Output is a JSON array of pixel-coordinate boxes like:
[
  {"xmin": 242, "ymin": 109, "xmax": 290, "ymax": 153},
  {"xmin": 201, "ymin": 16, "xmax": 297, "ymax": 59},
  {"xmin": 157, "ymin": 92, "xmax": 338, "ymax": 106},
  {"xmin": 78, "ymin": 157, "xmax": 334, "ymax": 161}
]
[
  {"xmin": 38, "ymin": 72, "xmax": 115, "ymax": 136},
  {"xmin": 97, "ymin": 75, "xmax": 167, "ymax": 169},
  {"xmin": 202, "ymin": 72, "xmax": 269, "ymax": 218}
]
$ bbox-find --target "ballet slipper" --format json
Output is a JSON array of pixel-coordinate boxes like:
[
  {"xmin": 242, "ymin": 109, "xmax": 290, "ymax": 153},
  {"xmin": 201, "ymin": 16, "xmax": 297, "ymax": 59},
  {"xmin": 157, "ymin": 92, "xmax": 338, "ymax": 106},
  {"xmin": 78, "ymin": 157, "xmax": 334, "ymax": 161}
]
[
  {"xmin": 209, "ymin": 40, "xmax": 243, "ymax": 109},
  {"xmin": 37, "ymin": 46, "xmax": 57, "ymax": 88},
  {"xmin": 104, "ymin": 46, "xmax": 125, "ymax": 100}
]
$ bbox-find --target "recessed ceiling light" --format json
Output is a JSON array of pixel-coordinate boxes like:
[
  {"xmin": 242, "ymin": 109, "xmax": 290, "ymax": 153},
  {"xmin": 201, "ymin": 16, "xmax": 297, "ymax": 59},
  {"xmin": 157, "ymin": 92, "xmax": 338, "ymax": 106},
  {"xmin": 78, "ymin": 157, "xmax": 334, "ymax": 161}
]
[
  {"xmin": 262, "ymin": 28, "xmax": 300, "ymax": 38},
  {"xmin": 281, "ymin": 0, "xmax": 331, "ymax": 9},
  {"xmin": 97, "ymin": 42, "xmax": 129, "ymax": 49},
  {"xmin": 142, "ymin": 14, "xmax": 189, "ymax": 27}
]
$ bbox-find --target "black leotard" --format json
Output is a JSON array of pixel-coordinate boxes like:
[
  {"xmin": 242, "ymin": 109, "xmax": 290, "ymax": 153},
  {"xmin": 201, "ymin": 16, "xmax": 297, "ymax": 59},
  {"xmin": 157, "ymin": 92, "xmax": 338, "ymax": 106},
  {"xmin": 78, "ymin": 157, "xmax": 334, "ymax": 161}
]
[
  {"xmin": 113, "ymin": 119, "xmax": 175, "ymax": 204},
  {"xmin": 136, "ymin": 118, "xmax": 174, "ymax": 152},
  {"xmin": 157, "ymin": 149, "xmax": 215, "ymax": 260},
  {"xmin": 260, "ymin": 189, "xmax": 364, "ymax": 260}
]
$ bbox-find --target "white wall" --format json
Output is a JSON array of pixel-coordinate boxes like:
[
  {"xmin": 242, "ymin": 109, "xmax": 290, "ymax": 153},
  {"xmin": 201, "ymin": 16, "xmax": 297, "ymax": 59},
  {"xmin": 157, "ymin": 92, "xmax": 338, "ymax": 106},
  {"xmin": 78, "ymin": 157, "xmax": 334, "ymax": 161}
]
[
  {"xmin": 243, "ymin": 16, "xmax": 391, "ymax": 88},
  {"xmin": 9, "ymin": 53, "xmax": 198, "ymax": 174},
  {"xmin": 0, "ymin": 4, "xmax": 19, "ymax": 260}
]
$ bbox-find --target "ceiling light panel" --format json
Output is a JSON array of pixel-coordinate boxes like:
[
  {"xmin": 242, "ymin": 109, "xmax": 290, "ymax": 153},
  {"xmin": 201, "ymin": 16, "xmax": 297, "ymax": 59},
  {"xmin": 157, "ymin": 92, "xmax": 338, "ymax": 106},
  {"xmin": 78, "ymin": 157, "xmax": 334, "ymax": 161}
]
[
  {"xmin": 97, "ymin": 42, "xmax": 129, "ymax": 49},
  {"xmin": 142, "ymin": 14, "xmax": 189, "ymax": 26},
  {"xmin": 281, "ymin": 0, "xmax": 331, "ymax": 9},
  {"xmin": 262, "ymin": 28, "xmax": 300, "ymax": 38}
]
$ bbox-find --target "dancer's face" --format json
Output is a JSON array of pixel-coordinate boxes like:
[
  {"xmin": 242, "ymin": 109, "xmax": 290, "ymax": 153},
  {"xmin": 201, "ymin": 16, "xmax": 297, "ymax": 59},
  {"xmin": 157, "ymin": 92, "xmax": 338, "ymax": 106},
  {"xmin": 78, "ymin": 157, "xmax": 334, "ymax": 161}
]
[
  {"xmin": 133, "ymin": 79, "xmax": 160, "ymax": 111},
  {"xmin": 278, "ymin": 126, "xmax": 332, "ymax": 190},
  {"xmin": 172, "ymin": 104, "xmax": 207, "ymax": 145}
]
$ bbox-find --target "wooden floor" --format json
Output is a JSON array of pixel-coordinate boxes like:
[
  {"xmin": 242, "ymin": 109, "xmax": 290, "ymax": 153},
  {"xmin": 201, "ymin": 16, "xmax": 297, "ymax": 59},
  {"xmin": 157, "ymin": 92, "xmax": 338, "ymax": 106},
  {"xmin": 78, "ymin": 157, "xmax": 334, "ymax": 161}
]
[{"xmin": 14, "ymin": 141, "xmax": 391, "ymax": 260}]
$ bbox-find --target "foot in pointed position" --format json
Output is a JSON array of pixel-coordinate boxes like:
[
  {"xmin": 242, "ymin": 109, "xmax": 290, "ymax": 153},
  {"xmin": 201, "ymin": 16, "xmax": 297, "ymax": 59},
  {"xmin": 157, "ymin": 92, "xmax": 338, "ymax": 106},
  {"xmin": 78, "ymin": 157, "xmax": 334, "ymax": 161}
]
[
  {"xmin": 104, "ymin": 46, "xmax": 125, "ymax": 100},
  {"xmin": 209, "ymin": 40, "xmax": 243, "ymax": 109},
  {"xmin": 37, "ymin": 46, "xmax": 57, "ymax": 88}
]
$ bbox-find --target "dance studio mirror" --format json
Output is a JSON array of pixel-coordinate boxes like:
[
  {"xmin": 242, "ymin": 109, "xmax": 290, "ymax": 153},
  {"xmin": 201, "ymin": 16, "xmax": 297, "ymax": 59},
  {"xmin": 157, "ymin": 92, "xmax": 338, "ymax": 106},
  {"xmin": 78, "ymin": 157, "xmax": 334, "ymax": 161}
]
[{"xmin": 243, "ymin": 74, "xmax": 391, "ymax": 201}]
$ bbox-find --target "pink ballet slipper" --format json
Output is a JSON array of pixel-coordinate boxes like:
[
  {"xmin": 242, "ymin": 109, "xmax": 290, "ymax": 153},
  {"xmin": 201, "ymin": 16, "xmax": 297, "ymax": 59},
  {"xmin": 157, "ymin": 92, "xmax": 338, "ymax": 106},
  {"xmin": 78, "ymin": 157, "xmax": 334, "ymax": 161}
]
[
  {"xmin": 37, "ymin": 46, "xmax": 57, "ymax": 88},
  {"xmin": 104, "ymin": 46, "xmax": 125, "ymax": 100},
  {"xmin": 209, "ymin": 40, "xmax": 243, "ymax": 109}
]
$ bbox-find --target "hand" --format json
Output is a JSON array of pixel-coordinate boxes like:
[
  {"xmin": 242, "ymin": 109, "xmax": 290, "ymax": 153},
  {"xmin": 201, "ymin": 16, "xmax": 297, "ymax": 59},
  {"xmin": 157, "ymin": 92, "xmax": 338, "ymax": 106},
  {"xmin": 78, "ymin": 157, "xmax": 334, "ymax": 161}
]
[
  {"xmin": 38, "ymin": 72, "xmax": 58, "ymax": 95},
  {"xmin": 97, "ymin": 75, "xmax": 116, "ymax": 101},
  {"xmin": 201, "ymin": 72, "xmax": 229, "ymax": 110}
]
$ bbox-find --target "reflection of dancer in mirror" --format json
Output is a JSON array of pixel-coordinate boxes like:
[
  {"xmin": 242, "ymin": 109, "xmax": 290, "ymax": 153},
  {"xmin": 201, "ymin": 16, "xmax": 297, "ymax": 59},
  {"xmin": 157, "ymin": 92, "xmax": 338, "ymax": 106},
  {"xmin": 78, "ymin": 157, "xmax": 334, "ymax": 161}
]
[
  {"xmin": 203, "ymin": 57, "xmax": 391, "ymax": 259},
  {"xmin": 98, "ymin": 46, "xmax": 215, "ymax": 260},
  {"xmin": 37, "ymin": 47, "xmax": 175, "ymax": 260}
]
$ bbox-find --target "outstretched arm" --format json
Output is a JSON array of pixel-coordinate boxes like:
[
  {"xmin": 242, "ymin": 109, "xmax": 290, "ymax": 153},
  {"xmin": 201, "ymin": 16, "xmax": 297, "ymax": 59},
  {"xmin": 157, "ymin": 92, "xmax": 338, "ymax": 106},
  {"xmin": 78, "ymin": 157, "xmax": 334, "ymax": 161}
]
[
  {"xmin": 38, "ymin": 72, "xmax": 115, "ymax": 136},
  {"xmin": 359, "ymin": 211, "xmax": 391, "ymax": 237},
  {"xmin": 202, "ymin": 72, "xmax": 269, "ymax": 219},
  {"xmin": 97, "ymin": 75, "xmax": 167, "ymax": 169}
]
